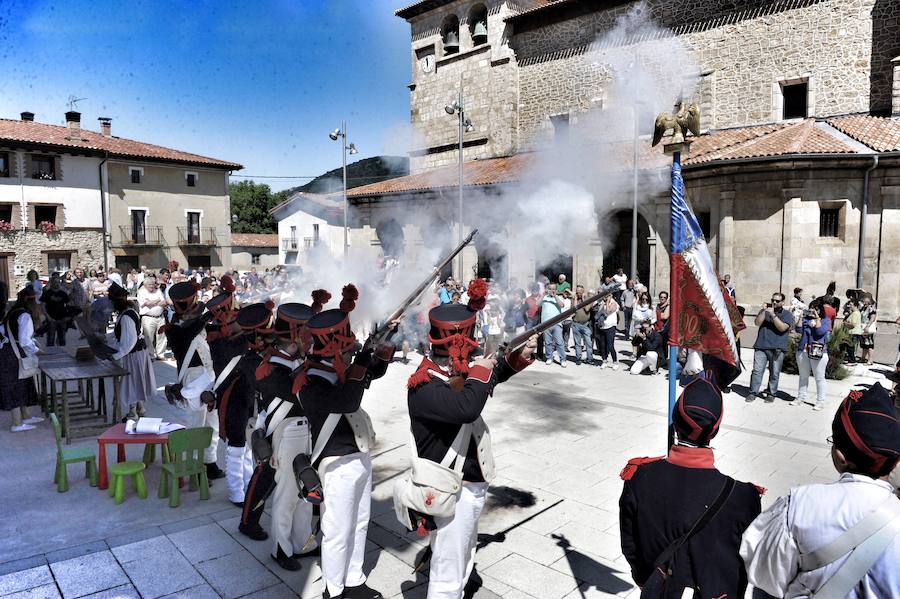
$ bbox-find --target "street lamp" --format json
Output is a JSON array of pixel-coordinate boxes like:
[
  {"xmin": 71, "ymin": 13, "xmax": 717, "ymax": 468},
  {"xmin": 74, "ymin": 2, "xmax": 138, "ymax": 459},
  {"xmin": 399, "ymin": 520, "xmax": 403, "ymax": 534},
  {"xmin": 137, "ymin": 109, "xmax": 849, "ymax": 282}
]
[
  {"xmin": 444, "ymin": 91, "xmax": 474, "ymax": 278},
  {"xmin": 329, "ymin": 121, "xmax": 358, "ymax": 255}
]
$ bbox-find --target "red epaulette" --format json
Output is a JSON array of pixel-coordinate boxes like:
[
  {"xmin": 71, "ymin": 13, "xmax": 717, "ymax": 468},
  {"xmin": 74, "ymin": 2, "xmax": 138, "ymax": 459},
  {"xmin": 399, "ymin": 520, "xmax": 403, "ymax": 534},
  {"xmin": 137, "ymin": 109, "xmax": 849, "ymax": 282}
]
[
  {"xmin": 407, "ymin": 366, "xmax": 433, "ymax": 390},
  {"xmin": 752, "ymin": 483, "xmax": 767, "ymax": 495},
  {"xmin": 620, "ymin": 456, "xmax": 665, "ymax": 481}
]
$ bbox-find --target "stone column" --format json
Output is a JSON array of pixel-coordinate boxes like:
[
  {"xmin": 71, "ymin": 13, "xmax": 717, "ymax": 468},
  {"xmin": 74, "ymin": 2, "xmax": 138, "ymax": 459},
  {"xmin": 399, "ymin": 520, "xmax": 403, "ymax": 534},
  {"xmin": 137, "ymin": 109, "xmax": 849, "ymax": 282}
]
[
  {"xmin": 876, "ymin": 180, "xmax": 900, "ymax": 320},
  {"xmin": 716, "ymin": 186, "xmax": 735, "ymax": 276},
  {"xmin": 780, "ymin": 184, "xmax": 805, "ymax": 297}
]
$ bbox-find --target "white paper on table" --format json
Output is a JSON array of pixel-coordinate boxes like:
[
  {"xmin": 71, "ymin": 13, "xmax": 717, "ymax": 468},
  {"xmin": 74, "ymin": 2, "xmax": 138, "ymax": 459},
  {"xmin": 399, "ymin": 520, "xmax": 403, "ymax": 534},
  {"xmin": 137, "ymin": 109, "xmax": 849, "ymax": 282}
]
[{"xmin": 125, "ymin": 417, "xmax": 186, "ymax": 435}]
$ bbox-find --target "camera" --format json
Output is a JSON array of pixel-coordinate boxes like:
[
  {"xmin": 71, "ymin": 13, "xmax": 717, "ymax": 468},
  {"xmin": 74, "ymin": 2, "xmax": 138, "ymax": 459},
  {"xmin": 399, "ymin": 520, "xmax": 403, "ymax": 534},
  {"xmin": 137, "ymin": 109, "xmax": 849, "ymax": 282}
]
[{"xmin": 803, "ymin": 309, "xmax": 818, "ymax": 320}]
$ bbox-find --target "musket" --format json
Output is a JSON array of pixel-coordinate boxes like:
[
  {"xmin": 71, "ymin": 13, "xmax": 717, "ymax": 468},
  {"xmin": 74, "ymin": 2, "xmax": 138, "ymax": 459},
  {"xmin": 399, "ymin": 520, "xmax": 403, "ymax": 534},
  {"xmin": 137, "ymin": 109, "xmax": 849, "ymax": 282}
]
[
  {"xmin": 493, "ymin": 281, "xmax": 618, "ymax": 358},
  {"xmin": 365, "ymin": 228, "xmax": 478, "ymax": 348}
]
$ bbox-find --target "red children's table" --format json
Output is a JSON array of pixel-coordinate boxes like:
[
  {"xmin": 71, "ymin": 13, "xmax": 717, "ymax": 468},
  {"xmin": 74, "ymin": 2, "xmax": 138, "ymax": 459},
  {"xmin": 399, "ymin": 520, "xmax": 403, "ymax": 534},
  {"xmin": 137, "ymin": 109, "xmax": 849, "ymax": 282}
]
[{"xmin": 97, "ymin": 423, "xmax": 170, "ymax": 490}]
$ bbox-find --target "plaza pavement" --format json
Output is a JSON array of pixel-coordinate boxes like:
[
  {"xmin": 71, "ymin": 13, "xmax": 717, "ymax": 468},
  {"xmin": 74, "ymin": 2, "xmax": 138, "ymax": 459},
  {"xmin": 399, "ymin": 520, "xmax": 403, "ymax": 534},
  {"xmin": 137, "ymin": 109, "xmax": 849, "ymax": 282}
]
[{"xmin": 0, "ymin": 335, "xmax": 896, "ymax": 599}]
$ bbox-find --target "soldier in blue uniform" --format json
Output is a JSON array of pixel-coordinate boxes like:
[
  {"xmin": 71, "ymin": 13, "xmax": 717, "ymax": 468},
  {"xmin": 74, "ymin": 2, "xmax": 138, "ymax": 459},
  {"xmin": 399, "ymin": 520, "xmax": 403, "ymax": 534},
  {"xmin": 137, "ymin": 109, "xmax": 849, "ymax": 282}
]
[
  {"xmin": 293, "ymin": 284, "xmax": 393, "ymax": 599},
  {"xmin": 401, "ymin": 279, "xmax": 537, "ymax": 599},
  {"xmin": 619, "ymin": 377, "xmax": 763, "ymax": 598}
]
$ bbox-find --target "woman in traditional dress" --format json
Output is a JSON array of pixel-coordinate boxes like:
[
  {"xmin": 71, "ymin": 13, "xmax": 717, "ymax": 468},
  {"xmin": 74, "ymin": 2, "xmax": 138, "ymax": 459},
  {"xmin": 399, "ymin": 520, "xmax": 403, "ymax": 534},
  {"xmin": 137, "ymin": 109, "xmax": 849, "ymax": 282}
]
[
  {"xmin": 1, "ymin": 287, "xmax": 44, "ymax": 432},
  {"xmin": 109, "ymin": 282, "xmax": 156, "ymax": 419}
]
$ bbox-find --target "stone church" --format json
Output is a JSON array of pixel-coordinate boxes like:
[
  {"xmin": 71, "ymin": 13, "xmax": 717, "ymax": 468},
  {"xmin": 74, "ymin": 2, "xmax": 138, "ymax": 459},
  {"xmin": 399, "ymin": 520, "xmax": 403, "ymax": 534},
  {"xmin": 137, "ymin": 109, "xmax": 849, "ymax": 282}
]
[{"xmin": 277, "ymin": 0, "xmax": 900, "ymax": 317}]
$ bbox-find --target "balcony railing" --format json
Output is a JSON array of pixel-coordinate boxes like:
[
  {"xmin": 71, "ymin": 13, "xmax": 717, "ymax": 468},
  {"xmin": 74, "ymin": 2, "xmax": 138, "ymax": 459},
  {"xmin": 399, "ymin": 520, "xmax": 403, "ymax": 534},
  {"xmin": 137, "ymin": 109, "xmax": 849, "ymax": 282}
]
[
  {"xmin": 118, "ymin": 225, "xmax": 165, "ymax": 246},
  {"xmin": 282, "ymin": 237, "xmax": 319, "ymax": 252},
  {"xmin": 177, "ymin": 227, "xmax": 218, "ymax": 246}
]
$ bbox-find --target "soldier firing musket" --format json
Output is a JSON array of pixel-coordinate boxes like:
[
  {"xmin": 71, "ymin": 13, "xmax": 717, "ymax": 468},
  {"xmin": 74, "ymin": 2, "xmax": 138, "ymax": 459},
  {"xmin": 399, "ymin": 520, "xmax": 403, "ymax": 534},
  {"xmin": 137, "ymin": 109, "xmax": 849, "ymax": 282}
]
[{"xmin": 364, "ymin": 228, "xmax": 478, "ymax": 350}]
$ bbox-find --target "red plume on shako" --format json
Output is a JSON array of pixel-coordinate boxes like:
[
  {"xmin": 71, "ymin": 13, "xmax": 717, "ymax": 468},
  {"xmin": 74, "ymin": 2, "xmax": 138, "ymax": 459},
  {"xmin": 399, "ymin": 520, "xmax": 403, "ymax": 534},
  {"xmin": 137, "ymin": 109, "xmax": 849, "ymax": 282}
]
[{"xmin": 292, "ymin": 284, "xmax": 360, "ymax": 393}]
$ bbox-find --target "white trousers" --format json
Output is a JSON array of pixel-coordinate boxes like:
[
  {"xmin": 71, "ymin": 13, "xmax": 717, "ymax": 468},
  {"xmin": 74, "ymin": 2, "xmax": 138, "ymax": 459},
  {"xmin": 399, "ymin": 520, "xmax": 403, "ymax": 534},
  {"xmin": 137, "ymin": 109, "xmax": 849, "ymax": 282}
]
[
  {"xmin": 428, "ymin": 481, "xmax": 489, "ymax": 599},
  {"xmin": 796, "ymin": 351, "xmax": 827, "ymax": 406},
  {"xmin": 630, "ymin": 351, "xmax": 659, "ymax": 375},
  {"xmin": 182, "ymin": 367, "xmax": 219, "ymax": 464},
  {"xmin": 270, "ymin": 417, "xmax": 316, "ymax": 557},
  {"xmin": 318, "ymin": 452, "xmax": 372, "ymax": 597},
  {"xmin": 140, "ymin": 314, "xmax": 167, "ymax": 359},
  {"xmin": 225, "ymin": 444, "xmax": 253, "ymax": 504}
]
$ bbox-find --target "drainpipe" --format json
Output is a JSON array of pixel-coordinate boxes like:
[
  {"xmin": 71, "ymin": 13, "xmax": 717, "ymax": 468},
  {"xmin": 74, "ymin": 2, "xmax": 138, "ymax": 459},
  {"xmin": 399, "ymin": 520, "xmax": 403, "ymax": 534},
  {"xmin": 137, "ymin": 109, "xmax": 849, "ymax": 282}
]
[
  {"xmin": 856, "ymin": 155, "xmax": 878, "ymax": 289},
  {"xmin": 98, "ymin": 152, "xmax": 109, "ymax": 272}
]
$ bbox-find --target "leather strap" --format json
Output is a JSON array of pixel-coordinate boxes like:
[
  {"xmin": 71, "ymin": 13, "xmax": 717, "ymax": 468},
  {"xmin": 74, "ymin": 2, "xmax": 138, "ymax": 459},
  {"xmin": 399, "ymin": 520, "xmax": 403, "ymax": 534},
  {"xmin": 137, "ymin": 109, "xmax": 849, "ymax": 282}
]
[
  {"xmin": 811, "ymin": 501, "xmax": 900, "ymax": 599},
  {"xmin": 264, "ymin": 398, "xmax": 293, "ymax": 437},
  {"xmin": 311, "ymin": 413, "xmax": 342, "ymax": 464},
  {"xmin": 801, "ymin": 496, "xmax": 900, "ymax": 571},
  {"xmin": 440, "ymin": 423, "xmax": 472, "ymax": 474},
  {"xmin": 212, "ymin": 355, "xmax": 242, "ymax": 393},
  {"xmin": 177, "ymin": 334, "xmax": 203, "ymax": 383}
]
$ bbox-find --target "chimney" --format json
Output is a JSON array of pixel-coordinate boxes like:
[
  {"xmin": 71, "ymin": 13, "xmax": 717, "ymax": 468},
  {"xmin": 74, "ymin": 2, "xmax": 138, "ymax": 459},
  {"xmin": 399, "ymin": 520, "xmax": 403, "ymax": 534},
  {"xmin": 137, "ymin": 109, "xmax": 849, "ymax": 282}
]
[
  {"xmin": 892, "ymin": 55, "xmax": 900, "ymax": 117},
  {"xmin": 20, "ymin": 111, "xmax": 34, "ymax": 122},
  {"xmin": 98, "ymin": 117, "xmax": 112, "ymax": 137},
  {"xmin": 65, "ymin": 110, "xmax": 81, "ymax": 131}
]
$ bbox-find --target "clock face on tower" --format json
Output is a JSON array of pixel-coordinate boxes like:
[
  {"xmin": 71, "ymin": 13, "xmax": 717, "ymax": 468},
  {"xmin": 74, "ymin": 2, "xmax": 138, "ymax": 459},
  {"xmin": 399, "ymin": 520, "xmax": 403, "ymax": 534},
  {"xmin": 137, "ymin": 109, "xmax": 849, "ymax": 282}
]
[{"xmin": 421, "ymin": 54, "xmax": 435, "ymax": 74}]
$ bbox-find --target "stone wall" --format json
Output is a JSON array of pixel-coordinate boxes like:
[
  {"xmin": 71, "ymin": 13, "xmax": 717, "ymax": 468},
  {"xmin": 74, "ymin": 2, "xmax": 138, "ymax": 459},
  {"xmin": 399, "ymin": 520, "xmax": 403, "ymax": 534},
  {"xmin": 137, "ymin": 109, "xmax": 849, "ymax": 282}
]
[
  {"xmin": 510, "ymin": 0, "xmax": 885, "ymax": 151},
  {"xmin": 1, "ymin": 228, "xmax": 104, "ymax": 291},
  {"xmin": 405, "ymin": 0, "xmax": 519, "ymax": 172}
]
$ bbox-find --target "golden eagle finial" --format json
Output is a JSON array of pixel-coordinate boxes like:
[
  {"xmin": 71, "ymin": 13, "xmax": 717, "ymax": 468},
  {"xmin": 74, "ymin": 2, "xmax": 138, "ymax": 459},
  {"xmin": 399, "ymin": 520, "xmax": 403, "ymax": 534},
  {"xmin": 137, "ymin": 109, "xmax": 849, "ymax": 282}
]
[{"xmin": 652, "ymin": 101, "xmax": 701, "ymax": 147}]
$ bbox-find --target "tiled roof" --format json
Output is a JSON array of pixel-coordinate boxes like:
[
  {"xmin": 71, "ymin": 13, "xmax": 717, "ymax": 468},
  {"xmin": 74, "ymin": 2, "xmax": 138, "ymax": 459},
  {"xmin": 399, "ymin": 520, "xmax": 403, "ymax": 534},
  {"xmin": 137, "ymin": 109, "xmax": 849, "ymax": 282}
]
[
  {"xmin": 346, "ymin": 117, "xmax": 891, "ymax": 199},
  {"xmin": 505, "ymin": 0, "xmax": 575, "ymax": 22},
  {"xmin": 395, "ymin": 0, "xmax": 454, "ymax": 18},
  {"xmin": 231, "ymin": 233, "xmax": 278, "ymax": 247},
  {"xmin": 827, "ymin": 115, "xmax": 900, "ymax": 152},
  {"xmin": 0, "ymin": 118, "xmax": 242, "ymax": 170}
]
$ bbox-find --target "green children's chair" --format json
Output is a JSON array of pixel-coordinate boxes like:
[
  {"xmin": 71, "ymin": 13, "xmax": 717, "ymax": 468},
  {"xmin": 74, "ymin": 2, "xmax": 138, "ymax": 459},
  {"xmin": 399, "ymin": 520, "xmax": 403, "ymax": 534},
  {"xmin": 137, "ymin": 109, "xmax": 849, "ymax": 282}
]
[
  {"xmin": 107, "ymin": 461, "xmax": 147, "ymax": 504},
  {"xmin": 158, "ymin": 427, "xmax": 213, "ymax": 508},
  {"xmin": 51, "ymin": 413, "xmax": 97, "ymax": 493}
]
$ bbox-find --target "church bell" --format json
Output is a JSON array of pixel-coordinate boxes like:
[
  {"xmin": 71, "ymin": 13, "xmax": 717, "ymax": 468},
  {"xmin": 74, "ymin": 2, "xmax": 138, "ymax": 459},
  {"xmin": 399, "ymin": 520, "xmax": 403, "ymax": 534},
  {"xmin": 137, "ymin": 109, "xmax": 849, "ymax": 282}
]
[
  {"xmin": 473, "ymin": 20, "xmax": 487, "ymax": 45},
  {"xmin": 444, "ymin": 30, "xmax": 460, "ymax": 53}
]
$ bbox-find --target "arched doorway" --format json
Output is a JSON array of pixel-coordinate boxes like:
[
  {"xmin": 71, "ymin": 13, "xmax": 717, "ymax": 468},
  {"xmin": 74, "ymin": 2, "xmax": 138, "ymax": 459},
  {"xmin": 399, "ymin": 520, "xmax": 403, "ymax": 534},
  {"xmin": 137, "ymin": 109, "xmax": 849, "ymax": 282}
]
[{"xmin": 603, "ymin": 210, "xmax": 651, "ymax": 285}]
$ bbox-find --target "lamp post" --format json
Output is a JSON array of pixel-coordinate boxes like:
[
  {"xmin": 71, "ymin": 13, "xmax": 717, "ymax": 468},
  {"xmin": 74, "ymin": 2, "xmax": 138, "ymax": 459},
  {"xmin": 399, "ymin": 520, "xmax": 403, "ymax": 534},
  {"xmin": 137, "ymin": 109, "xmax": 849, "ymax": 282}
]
[
  {"xmin": 445, "ymin": 91, "xmax": 474, "ymax": 279},
  {"xmin": 631, "ymin": 105, "xmax": 640, "ymax": 282},
  {"xmin": 329, "ymin": 121, "xmax": 358, "ymax": 256}
]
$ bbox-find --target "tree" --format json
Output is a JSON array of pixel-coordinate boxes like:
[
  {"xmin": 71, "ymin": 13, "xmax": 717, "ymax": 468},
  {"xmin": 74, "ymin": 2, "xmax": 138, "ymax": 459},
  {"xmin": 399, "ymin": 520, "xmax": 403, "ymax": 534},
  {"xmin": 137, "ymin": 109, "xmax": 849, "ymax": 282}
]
[{"xmin": 229, "ymin": 180, "xmax": 279, "ymax": 233}]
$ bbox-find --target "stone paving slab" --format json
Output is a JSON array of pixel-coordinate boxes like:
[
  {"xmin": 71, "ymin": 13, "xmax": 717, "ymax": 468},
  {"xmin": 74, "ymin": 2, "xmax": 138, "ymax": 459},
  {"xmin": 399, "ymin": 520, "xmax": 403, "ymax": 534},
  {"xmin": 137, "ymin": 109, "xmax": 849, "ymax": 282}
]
[{"xmin": 1, "ymin": 338, "xmax": 888, "ymax": 598}]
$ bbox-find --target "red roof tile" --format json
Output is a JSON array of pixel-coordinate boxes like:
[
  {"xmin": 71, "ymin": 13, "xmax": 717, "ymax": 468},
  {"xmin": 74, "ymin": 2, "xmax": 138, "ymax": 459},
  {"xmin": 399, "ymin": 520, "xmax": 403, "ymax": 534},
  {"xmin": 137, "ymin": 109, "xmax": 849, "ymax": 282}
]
[
  {"xmin": 231, "ymin": 234, "xmax": 278, "ymax": 247},
  {"xmin": 0, "ymin": 118, "xmax": 242, "ymax": 169},
  {"xmin": 827, "ymin": 115, "xmax": 900, "ymax": 152},
  {"xmin": 345, "ymin": 117, "xmax": 879, "ymax": 199}
]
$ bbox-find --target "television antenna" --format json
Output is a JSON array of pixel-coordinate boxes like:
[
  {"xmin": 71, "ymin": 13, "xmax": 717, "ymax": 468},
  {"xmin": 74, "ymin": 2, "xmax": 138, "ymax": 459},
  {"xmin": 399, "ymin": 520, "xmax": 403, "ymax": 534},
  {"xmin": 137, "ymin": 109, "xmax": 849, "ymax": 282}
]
[{"xmin": 67, "ymin": 95, "xmax": 87, "ymax": 111}]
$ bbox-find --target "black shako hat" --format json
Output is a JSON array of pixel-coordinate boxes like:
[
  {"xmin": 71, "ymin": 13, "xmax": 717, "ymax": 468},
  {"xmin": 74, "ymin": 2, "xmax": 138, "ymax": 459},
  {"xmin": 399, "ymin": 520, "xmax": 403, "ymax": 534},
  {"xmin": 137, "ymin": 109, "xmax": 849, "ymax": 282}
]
[
  {"xmin": 673, "ymin": 377, "xmax": 723, "ymax": 446},
  {"xmin": 107, "ymin": 282, "xmax": 128, "ymax": 300},
  {"xmin": 427, "ymin": 279, "xmax": 487, "ymax": 372},
  {"xmin": 206, "ymin": 290, "xmax": 235, "ymax": 319},
  {"xmin": 237, "ymin": 302, "xmax": 273, "ymax": 332},
  {"xmin": 273, "ymin": 302, "xmax": 315, "ymax": 341},
  {"xmin": 832, "ymin": 383, "xmax": 900, "ymax": 478},
  {"xmin": 168, "ymin": 281, "xmax": 199, "ymax": 314}
]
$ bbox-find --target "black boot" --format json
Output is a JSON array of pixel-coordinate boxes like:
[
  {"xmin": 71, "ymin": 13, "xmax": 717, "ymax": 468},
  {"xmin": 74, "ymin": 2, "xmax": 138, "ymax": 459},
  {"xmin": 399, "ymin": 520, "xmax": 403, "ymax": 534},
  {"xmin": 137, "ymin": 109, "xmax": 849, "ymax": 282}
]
[
  {"xmin": 238, "ymin": 522, "xmax": 268, "ymax": 541},
  {"xmin": 271, "ymin": 546, "xmax": 301, "ymax": 571},
  {"xmin": 206, "ymin": 462, "xmax": 225, "ymax": 480},
  {"xmin": 344, "ymin": 583, "xmax": 382, "ymax": 599},
  {"xmin": 292, "ymin": 545, "xmax": 321, "ymax": 559}
]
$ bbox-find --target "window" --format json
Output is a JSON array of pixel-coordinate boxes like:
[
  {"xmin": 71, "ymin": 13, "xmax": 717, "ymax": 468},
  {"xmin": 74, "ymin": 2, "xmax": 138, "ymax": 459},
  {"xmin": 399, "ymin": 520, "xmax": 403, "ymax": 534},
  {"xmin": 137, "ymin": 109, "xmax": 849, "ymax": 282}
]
[
  {"xmin": 0, "ymin": 204, "xmax": 12, "ymax": 223},
  {"xmin": 130, "ymin": 168, "xmax": 141, "ymax": 184},
  {"xmin": 550, "ymin": 114, "xmax": 570, "ymax": 145},
  {"xmin": 131, "ymin": 210, "xmax": 146, "ymax": 243},
  {"xmin": 697, "ymin": 211, "xmax": 711, "ymax": 241},
  {"xmin": 251, "ymin": 254, "xmax": 261, "ymax": 265},
  {"xmin": 187, "ymin": 211, "xmax": 201, "ymax": 243},
  {"xmin": 819, "ymin": 208, "xmax": 840, "ymax": 238},
  {"xmin": 31, "ymin": 155, "xmax": 55, "ymax": 180},
  {"xmin": 34, "ymin": 205, "xmax": 57, "ymax": 227},
  {"xmin": 312, "ymin": 224, "xmax": 320, "ymax": 242},
  {"xmin": 47, "ymin": 252, "xmax": 70, "ymax": 273},
  {"xmin": 0, "ymin": 152, "xmax": 9, "ymax": 178},
  {"xmin": 186, "ymin": 172, "xmax": 197, "ymax": 187},
  {"xmin": 782, "ymin": 82, "xmax": 808, "ymax": 119}
]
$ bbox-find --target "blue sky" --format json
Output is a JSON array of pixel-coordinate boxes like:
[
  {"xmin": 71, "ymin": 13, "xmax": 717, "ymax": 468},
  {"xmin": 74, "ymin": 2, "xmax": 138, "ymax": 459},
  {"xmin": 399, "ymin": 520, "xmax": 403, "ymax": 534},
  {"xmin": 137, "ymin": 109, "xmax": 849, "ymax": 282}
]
[{"xmin": 0, "ymin": 0, "xmax": 413, "ymax": 191}]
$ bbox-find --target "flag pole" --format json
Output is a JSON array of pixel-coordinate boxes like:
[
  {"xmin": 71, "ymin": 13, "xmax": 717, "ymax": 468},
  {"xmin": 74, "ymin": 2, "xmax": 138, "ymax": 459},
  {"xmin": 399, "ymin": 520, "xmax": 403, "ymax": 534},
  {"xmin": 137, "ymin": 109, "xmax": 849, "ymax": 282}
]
[{"xmin": 667, "ymin": 150, "xmax": 682, "ymax": 450}]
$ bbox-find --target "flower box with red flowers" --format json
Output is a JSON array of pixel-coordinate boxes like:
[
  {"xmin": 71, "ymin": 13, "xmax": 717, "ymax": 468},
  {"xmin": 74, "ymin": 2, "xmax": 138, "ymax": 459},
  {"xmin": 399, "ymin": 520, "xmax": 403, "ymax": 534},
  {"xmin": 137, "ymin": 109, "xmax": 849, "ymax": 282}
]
[
  {"xmin": 0, "ymin": 220, "xmax": 13, "ymax": 232},
  {"xmin": 39, "ymin": 220, "xmax": 58, "ymax": 234}
]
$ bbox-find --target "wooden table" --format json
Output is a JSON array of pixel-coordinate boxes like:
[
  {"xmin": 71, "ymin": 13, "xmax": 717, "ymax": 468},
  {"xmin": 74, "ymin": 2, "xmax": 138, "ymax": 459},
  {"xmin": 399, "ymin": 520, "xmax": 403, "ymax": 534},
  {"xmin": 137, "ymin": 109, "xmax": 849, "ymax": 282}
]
[
  {"xmin": 39, "ymin": 353, "xmax": 129, "ymax": 443},
  {"xmin": 97, "ymin": 423, "xmax": 170, "ymax": 490}
]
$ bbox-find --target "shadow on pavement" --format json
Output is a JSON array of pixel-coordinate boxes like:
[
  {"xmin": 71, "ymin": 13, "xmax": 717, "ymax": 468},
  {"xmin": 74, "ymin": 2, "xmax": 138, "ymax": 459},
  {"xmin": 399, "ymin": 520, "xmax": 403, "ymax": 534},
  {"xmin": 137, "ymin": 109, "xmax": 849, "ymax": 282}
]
[{"xmin": 551, "ymin": 533, "xmax": 633, "ymax": 597}]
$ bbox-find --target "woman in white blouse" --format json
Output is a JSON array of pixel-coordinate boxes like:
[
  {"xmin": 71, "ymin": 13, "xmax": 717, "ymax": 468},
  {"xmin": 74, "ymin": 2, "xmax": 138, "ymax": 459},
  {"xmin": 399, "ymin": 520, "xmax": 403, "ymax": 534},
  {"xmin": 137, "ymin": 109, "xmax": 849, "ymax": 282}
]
[{"xmin": 0, "ymin": 287, "xmax": 44, "ymax": 432}]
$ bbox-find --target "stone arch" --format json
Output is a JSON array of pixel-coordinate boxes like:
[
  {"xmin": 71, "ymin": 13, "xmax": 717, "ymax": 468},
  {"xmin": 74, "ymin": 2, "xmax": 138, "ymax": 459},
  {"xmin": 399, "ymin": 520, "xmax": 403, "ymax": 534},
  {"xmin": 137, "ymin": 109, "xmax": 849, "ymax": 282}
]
[
  {"xmin": 600, "ymin": 209, "xmax": 653, "ymax": 286},
  {"xmin": 467, "ymin": 3, "xmax": 488, "ymax": 45},
  {"xmin": 375, "ymin": 218, "xmax": 404, "ymax": 260}
]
